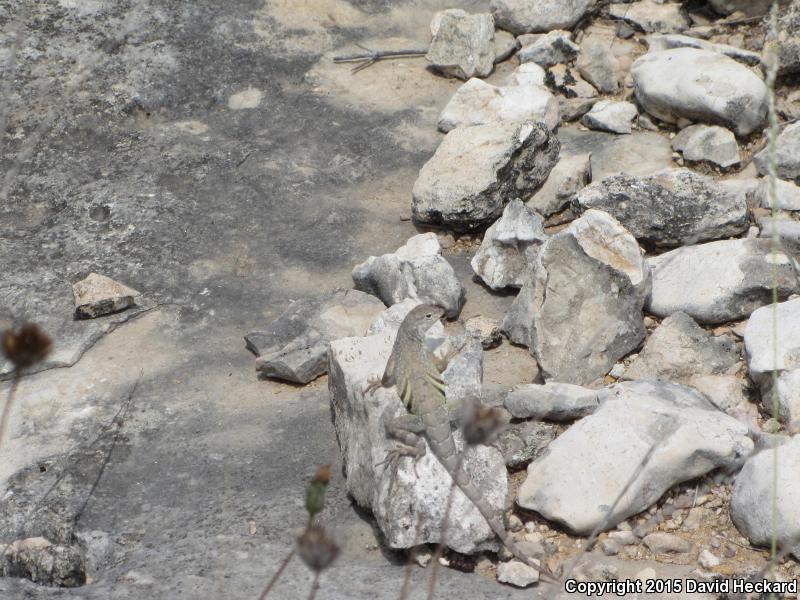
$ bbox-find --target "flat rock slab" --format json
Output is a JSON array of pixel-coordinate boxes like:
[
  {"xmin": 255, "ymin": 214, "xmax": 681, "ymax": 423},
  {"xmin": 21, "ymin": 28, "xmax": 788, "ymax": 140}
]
[
  {"xmin": 72, "ymin": 273, "xmax": 140, "ymax": 319},
  {"xmin": 244, "ymin": 289, "xmax": 385, "ymax": 384},
  {"xmin": 518, "ymin": 381, "xmax": 753, "ymax": 535},
  {"xmin": 412, "ymin": 121, "xmax": 559, "ymax": 231},
  {"xmin": 503, "ymin": 209, "xmax": 649, "ymax": 385},
  {"xmin": 574, "ymin": 168, "xmax": 749, "ymax": 248},
  {"xmin": 352, "ymin": 233, "xmax": 465, "ymax": 319},
  {"xmin": 426, "ymin": 9, "xmax": 495, "ymax": 80},
  {"xmin": 671, "ymin": 124, "xmax": 740, "ymax": 168},
  {"xmin": 632, "ymin": 48, "xmax": 768, "ymax": 136},
  {"xmin": 580, "ymin": 100, "xmax": 637, "ymax": 134},
  {"xmin": 731, "ymin": 434, "xmax": 800, "ymax": 560},
  {"xmin": 754, "ymin": 121, "xmax": 800, "ymax": 183},
  {"xmin": 647, "ymin": 239, "xmax": 800, "ymax": 324},
  {"xmin": 490, "ymin": 0, "xmax": 594, "ymax": 34},
  {"xmin": 624, "ymin": 311, "xmax": 740, "ymax": 382}
]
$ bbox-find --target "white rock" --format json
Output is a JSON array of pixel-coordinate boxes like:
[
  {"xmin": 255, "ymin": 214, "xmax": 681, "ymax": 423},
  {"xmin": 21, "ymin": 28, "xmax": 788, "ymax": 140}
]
[
  {"xmin": 758, "ymin": 217, "xmax": 800, "ymax": 256},
  {"xmin": 764, "ymin": 369, "xmax": 800, "ymax": 431},
  {"xmin": 672, "ymin": 124, "xmax": 740, "ymax": 168},
  {"xmin": 646, "ymin": 34, "xmax": 761, "ymax": 66},
  {"xmin": 581, "ymin": 100, "xmax": 638, "ymax": 134},
  {"xmin": 699, "ymin": 549, "xmax": 720, "ymax": 569},
  {"xmin": 754, "ymin": 122, "xmax": 800, "ymax": 182},
  {"xmin": 72, "ymin": 273, "xmax": 140, "ymax": 319},
  {"xmin": 647, "ymin": 239, "xmax": 800, "ymax": 324},
  {"xmin": 491, "ymin": 0, "xmax": 594, "ymax": 34},
  {"xmin": 437, "ymin": 78, "xmax": 559, "ymax": 133},
  {"xmin": 754, "ymin": 178, "xmax": 800, "ymax": 211},
  {"xmin": 609, "ymin": 1, "xmax": 690, "ymax": 34},
  {"xmin": 505, "ymin": 62, "xmax": 547, "ymax": 87},
  {"xmin": 503, "ymin": 382, "xmax": 599, "ymax": 421},
  {"xmin": 471, "ymin": 199, "xmax": 547, "ymax": 290},
  {"xmin": 744, "ymin": 297, "xmax": 800, "ymax": 378},
  {"xmin": 517, "ymin": 381, "xmax": 753, "ymax": 535},
  {"xmin": 494, "ymin": 30, "xmax": 518, "ymax": 64},
  {"xmin": 632, "ymin": 48, "xmax": 768, "ymax": 136},
  {"xmin": 496, "ymin": 559, "xmax": 540, "ymax": 587},
  {"xmin": 427, "ymin": 9, "xmax": 495, "ymax": 80},
  {"xmin": 528, "ymin": 152, "xmax": 592, "ymax": 217},
  {"xmin": 517, "ymin": 30, "xmax": 579, "ymax": 68},
  {"xmin": 730, "ymin": 434, "xmax": 800, "ymax": 561}
]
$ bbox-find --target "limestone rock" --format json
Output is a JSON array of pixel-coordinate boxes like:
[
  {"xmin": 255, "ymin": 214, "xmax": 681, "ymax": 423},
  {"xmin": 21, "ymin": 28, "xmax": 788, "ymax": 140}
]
[
  {"xmin": 646, "ymin": 34, "xmax": 761, "ymax": 67},
  {"xmin": 528, "ymin": 152, "xmax": 592, "ymax": 217},
  {"xmin": 754, "ymin": 178, "xmax": 800, "ymax": 211},
  {"xmin": 643, "ymin": 533, "xmax": 692, "ymax": 554},
  {"xmin": 491, "ymin": 0, "xmax": 594, "ymax": 34},
  {"xmin": 708, "ymin": 0, "xmax": 776, "ymax": 16},
  {"xmin": 502, "ymin": 209, "xmax": 649, "ymax": 384},
  {"xmin": 754, "ymin": 122, "xmax": 800, "ymax": 183},
  {"xmin": 471, "ymin": 199, "xmax": 547, "ymax": 290},
  {"xmin": 494, "ymin": 30, "xmax": 518, "ymax": 64},
  {"xmin": 494, "ymin": 420, "xmax": 556, "ymax": 468},
  {"xmin": 777, "ymin": 1, "xmax": 800, "ymax": 77},
  {"xmin": 761, "ymin": 369, "xmax": 800, "ymax": 431},
  {"xmin": 505, "ymin": 63, "xmax": 547, "ymax": 87},
  {"xmin": 609, "ymin": 1, "xmax": 690, "ymax": 34},
  {"xmin": 672, "ymin": 125, "xmax": 740, "ymax": 168},
  {"xmin": 412, "ymin": 121, "xmax": 559, "ymax": 231},
  {"xmin": 426, "ymin": 10, "xmax": 495, "ymax": 80},
  {"xmin": 744, "ymin": 297, "xmax": 800, "ymax": 379},
  {"xmin": 632, "ymin": 48, "xmax": 768, "ymax": 136},
  {"xmin": 758, "ymin": 217, "xmax": 800, "ymax": 256},
  {"xmin": 497, "ymin": 559, "xmax": 540, "ymax": 587},
  {"xmin": 574, "ymin": 169, "xmax": 749, "ymax": 248},
  {"xmin": 518, "ymin": 381, "xmax": 753, "ymax": 535},
  {"xmin": 72, "ymin": 273, "xmax": 140, "ymax": 319},
  {"xmin": 518, "ymin": 30, "xmax": 579, "ymax": 68},
  {"xmin": 503, "ymin": 382, "xmax": 599, "ymax": 421},
  {"xmin": 581, "ymin": 100, "xmax": 637, "ymax": 134},
  {"xmin": 465, "ymin": 316, "xmax": 503, "ymax": 350},
  {"xmin": 577, "ymin": 42, "xmax": 621, "ymax": 94},
  {"xmin": 647, "ymin": 239, "xmax": 800, "ymax": 324}
]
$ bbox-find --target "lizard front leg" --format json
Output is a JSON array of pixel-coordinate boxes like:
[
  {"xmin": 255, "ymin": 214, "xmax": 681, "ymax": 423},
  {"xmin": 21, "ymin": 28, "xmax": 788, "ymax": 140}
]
[{"xmin": 377, "ymin": 413, "xmax": 427, "ymax": 477}]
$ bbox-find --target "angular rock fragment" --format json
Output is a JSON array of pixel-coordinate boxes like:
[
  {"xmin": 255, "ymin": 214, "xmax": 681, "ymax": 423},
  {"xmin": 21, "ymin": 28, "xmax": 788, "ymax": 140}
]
[
  {"xmin": 574, "ymin": 169, "xmax": 750, "ymax": 248},
  {"xmin": 502, "ymin": 209, "xmax": 649, "ymax": 384},
  {"xmin": 497, "ymin": 559, "xmax": 539, "ymax": 587},
  {"xmin": 581, "ymin": 100, "xmax": 637, "ymax": 134},
  {"xmin": 623, "ymin": 312, "xmax": 740, "ymax": 383},
  {"xmin": 465, "ymin": 315, "xmax": 502, "ymax": 350},
  {"xmin": 244, "ymin": 289, "xmax": 385, "ymax": 383},
  {"xmin": 517, "ymin": 30, "xmax": 579, "ymax": 68},
  {"xmin": 437, "ymin": 78, "xmax": 559, "ymax": 133},
  {"xmin": 672, "ymin": 125, "xmax": 740, "ymax": 168},
  {"xmin": 72, "ymin": 273, "xmax": 140, "ymax": 319},
  {"xmin": 577, "ymin": 42, "xmax": 621, "ymax": 94},
  {"xmin": 528, "ymin": 152, "xmax": 592, "ymax": 217},
  {"xmin": 647, "ymin": 239, "xmax": 800, "ymax": 324},
  {"xmin": 426, "ymin": 9, "xmax": 495, "ymax": 80},
  {"xmin": 494, "ymin": 30, "xmax": 518, "ymax": 64},
  {"xmin": 352, "ymin": 233, "xmax": 465, "ymax": 318},
  {"xmin": 506, "ymin": 63, "xmax": 547, "ymax": 87},
  {"xmin": 754, "ymin": 178, "xmax": 800, "ymax": 211},
  {"xmin": 470, "ymin": 199, "xmax": 547, "ymax": 290},
  {"xmin": 609, "ymin": 1, "xmax": 690, "ymax": 33},
  {"xmin": 494, "ymin": 420, "xmax": 556, "ymax": 468},
  {"xmin": 491, "ymin": 0, "xmax": 594, "ymax": 34},
  {"xmin": 645, "ymin": 34, "xmax": 761, "ymax": 66},
  {"xmin": 731, "ymin": 435, "xmax": 800, "ymax": 560},
  {"xmin": 548, "ymin": 65, "xmax": 598, "ymax": 100},
  {"xmin": 517, "ymin": 381, "xmax": 753, "ymax": 535},
  {"xmin": 412, "ymin": 121, "xmax": 559, "ymax": 231},
  {"xmin": 754, "ymin": 122, "xmax": 800, "ymax": 182},
  {"xmin": 632, "ymin": 48, "xmax": 768, "ymax": 136},
  {"xmin": 503, "ymin": 382, "xmax": 599, "ymax": 421}
]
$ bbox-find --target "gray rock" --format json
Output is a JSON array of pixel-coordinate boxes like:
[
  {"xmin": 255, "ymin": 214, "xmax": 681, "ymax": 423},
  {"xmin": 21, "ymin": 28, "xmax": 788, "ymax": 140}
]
[
  {"xmin": 777, "ymin": 1, "xmax": 800, "ymax": 77},
  {"xmin": 744, "ymin": 297, "xmax": 800, "ymax": 379},
  {"xmin": 609, "ymin": 1, "xmax": 690, "ymax": 33},
  {"xmin": 72, "ymin": 272, "xmax": 140, "ymax": 319},
  {"xmin": 528, "ymin": 152, "xmax": 592, "ymax": 217},
  {"xmin": 426, "ymin": 10, "xmax": 495, "ymax": 80},
  {"xmin": 471, "ymin": 199, "xmax": 547, "ymax": 290},
  {"xmin": 517, "ymin": 30, "xmax": 580, "ymax": 68},
  {"xmin": 490, "ymin": 0, "xmax": 594, "ymax": 34},
  {"xmin": 759, "ymin": 369, "xmax": 800, "ymax": 432},
  {"xmin": 352, "ymin": 233, "xmax": 465, "ymax": 318},
  {"xmin": 517, "ymin": 381, "xmax": 754, "ymax": 535},
  {"xmin": 494, "ymin": 30, "xmax": 518, "ymax": 64},
  {"xmin": 730, "ymin": 434, "xmax": 800, "ymax": 560},
  {"xmin": 672, "ymin": 125, "xmax": 740, "ymax": 168},
  {"xmin": 503, "ymin": 382, "xmax": 600, "ymax": 421},
  {"xmin": 645, "ymin": 34, "xmax": 761, "ymax": 67},
  {"xmin": 328, "ymin": 327, "xmax": 506, "ymax": 554},
  {"xmin": 559, "ymin": 97, "xmax": 599, "ymax": 123},
  {"xmin": 366, "ymin": 298, "xmax": 445, "ymax": 342},
  {"xmin": 754, "ymin": 122, "xmax": 800, "ymax": 183},
  {"xmin": 624, "ymin": 312, "xmax": 740, "ymax": 383},
  {"xmin": 608, "ymin": 530, "xmax": 638, "ymax": 545},
  {"xmin": 601, "ymin": 539, "xmax": 621, "ymax": 556},
  {"xmin": 496, "ymin": 559, "xmax": 539, "ymax": 587},
  {"xmin": 494, "ymin": 420, "xmax": 556, "ymax": 468},
  {"xmin": 0, "ymin": 537, "xmax": 85, "ymax": 587},
  {"xmin": 581, "ymin": 100, "xmax": 638, "ymax": 134},
  {"xmin": 245, "ymin": 289, "xmax": 385, "ymax": 384},
  {"xmin": 754, "ymin": 178, "xmax": 800, "ymax": 211},
  {"xmin": 465, "ymin": 315, "xmax": 503, "ymax": 349},
  {"xmin": 502, "ymin": 209, "xmax": 649, "ymax": 384},
  {"xmin": 577, "ymin": 42, "xmax": 621, "ymax": 94},
  {"xmin": 412, "ymin": 121, "xmax": 559, "ymax": 231},
  {"xmin": 548, "ymin": 64, "xmax": 599, "ymax": 100},
  {"xmin": 437, "ymin": 78, "xmax": 559, "ymax": 133},
  {"xmin": 574, "ymin": 169, "xmax": 750, "ymax": 248},
  {"xmin": 698, "ymin": 549, "xmax": 720, "ymax": 569},
  {"xmin": 505, "ymin": 62, "xmax": 547, "ymax": 87},
  {"xmin": 442, "ymin": 333, "xmax": 485, "ymax": 411},
  {"xmin": 643, "ymin": 533, "xmax": 692, "ymax": 554},
  {"xmin": 647, "ymin": 239, "xmax": 800, "ymax": 324},
  {"xmin": 687, "ymin": 375, "xmax": 758, "ymax": 430},
  {"xmin": 758, "ymin": 217, "xmax": 800, "ymax": 256},
  {"xmin": 708, "ymin": 0, "xmax": 776, "ymax": 16},
  {"xmin": 632, "ymin": 48, "xmax": 768, "ymax": 136}
]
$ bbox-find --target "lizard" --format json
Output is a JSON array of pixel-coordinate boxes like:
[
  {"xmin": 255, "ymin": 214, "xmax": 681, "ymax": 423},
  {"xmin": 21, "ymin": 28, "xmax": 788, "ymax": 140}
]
[{"xmin": 364, "ymin": 303, "xmax": 556, "ymax": 582}]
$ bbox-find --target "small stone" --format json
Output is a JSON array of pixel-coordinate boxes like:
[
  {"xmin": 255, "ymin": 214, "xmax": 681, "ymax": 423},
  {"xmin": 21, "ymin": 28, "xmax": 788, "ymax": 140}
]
[
  {"xmin": 672, "ymin": 124, "xmax": 740, "ymax": 168},
  {"xmin": 608, "ymin": 530, "xmax": 638, "ymax": 545},
  {"xmin": 643, "ymin": 532, "xmax": 692, "ymax": 554},
  {"xmin": 581, "ymin": 100, "xmax": 637, "ymax": 134},
  {"xmin": 72, "ymin": 273, "xmax": 140, "ymax": 319},
  {"xmin": 577, "ymin": 42, "xmax": 621, "ymax": 94},
  {"xmin": 601, "ymin": 539, "xmax": 621, "ymax": 556},
  {"xmin": 754, "ymin": 122, "xmax": 800, "ymax": 182},
  {"xmin": 465, "ymin": 316, "xmax": 503, "ymax": 349},
  {"xmin": 495, "ymin": 420, "xmax": 557, "ymax": 468},
  {"xmin": 491, "ymin": 0, "xmax": 594, "ymax": 34},
  {"xmin": 527, "ymin": 152, "xmax": 592, "ymax": 217},
  {"xmin": 609, "ymin": 1, "xmax": 690, "ymax": 33},
  {"xmin": 426, "ymin": 10, "xmax": 495, "ymax": 80},
  {"xmin": 754, "ymin": 178, "xmax": 800, "ymax": 211},
  {"xmin": 503, "ymin": 382, "xmax": 599, "ymax": 421},
  {"xmin": 506, "ymin": 62, "xmax": 547, "ymax": 87},
  {"xmin": 776, "ymin": 1, "xmax": 800, "ymax": 77},
  {"xmin": 496, "ymin": 559, "xmax": 540, "ymax": 587},
  {"xmin": 698, "ymin": 549, "xmax": 720, "ymax": 569},
  {"xmin": 518, "ymin": 30, "xmax": 579, "ymax": 68},
  {"xmin": 494, "ymin": 30, "xmax": 518, "ymax": 64},
  {"xmin": 635, "ymin": 567, "xmax": 656, "ymax": 582},
  {"xmin": 548, "ymin": 64, "xmax": 598, "ymax": 99},
  {"xmin": 507, "ymin": 515, "xmax": 523, "ymax": 532},
  {"xmin": 683, "ymin": 507, "xmax": 713, "ymax": 531},
  {"xmin": 412, "ymin": 546, "xmax": 433, "ymax": 567}
]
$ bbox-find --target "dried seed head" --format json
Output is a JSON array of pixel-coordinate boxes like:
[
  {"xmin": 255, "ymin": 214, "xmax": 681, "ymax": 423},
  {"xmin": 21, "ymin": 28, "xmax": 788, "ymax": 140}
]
[
  {"xmin": 296, "ymin": 525, "xmax": 339, "ymax": 573},
  {"xmin": 462, "ymin": 406, "xmax": 510, "ymax": 446},
  {"xmin": 312, "ymin": 464, "xmax": 331, "ymax": 485},
  {"xmin": 306, "ymin": 465, "xmax": 331, "ymax": 518},
  {"xmin": 1, "ymin": 323, "xmax": 52, "ymax": 370}
]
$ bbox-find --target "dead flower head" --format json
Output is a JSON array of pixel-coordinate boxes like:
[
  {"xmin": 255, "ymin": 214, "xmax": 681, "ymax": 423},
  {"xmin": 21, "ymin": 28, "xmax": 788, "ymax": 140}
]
[
  {"xmin": 1, "ymin": 323, "xmax": 52, "ymax": 370},
  {"xmin": 296, "ymin": 525, "xmax": 339, "ymax": 573},
  {"xmin": 306, "ymin": 464, "xmax": 331, "ymax": 519},
  {"xmin": 462, "ymin": 405, "xmax": 510, "ymax": 446}
]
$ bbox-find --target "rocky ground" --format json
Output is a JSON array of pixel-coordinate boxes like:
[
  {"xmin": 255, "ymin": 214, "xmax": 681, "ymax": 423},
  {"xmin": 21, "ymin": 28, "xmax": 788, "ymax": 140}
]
[{"xmin": 2, "ymin": 0, "xmax": 800, "ymax": 598}]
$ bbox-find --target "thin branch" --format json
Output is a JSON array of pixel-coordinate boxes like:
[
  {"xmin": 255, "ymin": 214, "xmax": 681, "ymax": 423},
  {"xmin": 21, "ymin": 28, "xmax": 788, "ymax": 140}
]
[
  {"xmin": 398, "ymin": 513, "xmax": 425, "ymax": 600},
  {"xmin": 257, "ymin": 549, "xmax": 296, "ymax": 600},
  {"xmin": 332, "ymin": 47, "xmax": 428, "ymax": 73},
  {"xmin": 426, "ymin": 453, "xmax": 464, "ymax": 600},
  {"xmin": 306, "ymin": 571, "xmax": 321, "ymax": 600},
  {"xmin": 0, "ymin": 372, "xmax": 21, "ymax": 452}
]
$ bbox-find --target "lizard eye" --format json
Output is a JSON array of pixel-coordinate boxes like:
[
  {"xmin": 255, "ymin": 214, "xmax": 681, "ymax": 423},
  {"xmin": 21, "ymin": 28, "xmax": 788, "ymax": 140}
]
[{"xmin": 425, "ymin": 313, "xmax": 432, "ymax": 318}]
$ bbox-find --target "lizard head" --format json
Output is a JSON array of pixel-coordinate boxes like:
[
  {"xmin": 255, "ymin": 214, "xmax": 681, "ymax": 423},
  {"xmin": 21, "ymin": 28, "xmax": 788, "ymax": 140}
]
[{"xmin": 404, "ymin": 304, "xmax": 445, "ymax": 340}]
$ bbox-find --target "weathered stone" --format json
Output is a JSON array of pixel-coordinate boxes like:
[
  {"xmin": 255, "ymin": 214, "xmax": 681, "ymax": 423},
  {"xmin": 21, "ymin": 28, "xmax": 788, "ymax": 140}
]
[
  {"xmin": 352, "ymin": 233, "xmax": 465, "ymax": 318},
  {"xmin": 632, "ymin": 48, "xmax": 768, "ymax": 136},
  {"xmin": 412, "ymin": 121, "xmax": 559, "ymax": 231},
  {"xmin": 698, "ymin": 549, "xmax": 720, "ymax": 569},
  {"xmin": 687, "ymin": 375, "xmax": 754, "ymax": 424},
  {"xmin": 494, "ymin": 29, "xmax": 518, "ymax": 64},
  {"xmin": 72, "ymin": 273, "xmax": 140, "ymax": 319},
  {"xmin": 0, "ymin": 537, "xmax": 85, "ymax": 587},
  {"xmin": 708, "ymin": 0, "xmax": 776, "ymax": 16},
  {"xmin": 518, "ymin": 381, "xmax": 753, "ymax": 535},
  {"xmin": 494, "ymin": 420, "xmax": 556, "ymax": 469},
  {"xmin": 758, "ymin": 217, "xmax": 800, "ymax": 256},
  {"xmin": 490, "ymin": 0, "xmax": 594, "ymax": 34},
  {"xmin": 730, "ymin": 435, "xmax": 800, "ymax": 561},
  {"xmin": 528, "ymin": 152, "xmax": 592, "ymax": 217},
  {"xmin": 329, "ymin": 326, "xmax": 505, "ymax": 554},
  {"xmin": 496, "ymin": 559, "xmax": 539, "ymax": 587},
  {"xmin": 647, "ymin": 239, "xmax": 800, "ymax": 324},
  {"xmin": 506, "ymin": 62, "xmax": 546, "ymax": 87},
  {"xmin": 577, "ymin": 42, "xmax": 621, "ymax": 94},
  {"xmin": 426, "ymin": 10, "xmax": 495, "ymax": 80},
  {"xmin": 643, "ymin": 533, "xmax": 692, "ymax": 554},
  {"xmin": 624, "ymin": 312, "xmax": 740, "ymax": 383},
  {"xmin": 574, "ymin": 169, "xmax": 749, "ymax": 248},
  {"xmin": 503, "ymin": 382, "xmax": 599, "ymax": 421},
  {"xmin": 471, "ymin": 199, "xmax": 547, "ymax": 290},
  {"xmin": 517, "ymin": 30, "xmax": 579, "ymax": 68},
  {"xmin": 465, "ymin": 315, "xmax": 502, "ymax": 350},
  {"xmin": 548, "ymin": 64, "xmax": 598, "ymax": 100},
  {"xmin": 754, "ymin": 122, "xmax": 800, "ymax": 183},
  {"xmin": 645, "ymin": 34, "xmax": 761, "ymax": 67},
  {"xmin": 754, "ymin": 178, "xmax": 800, "ymax": 211},
  {"xmin": 760, "ymin": 369, "xmax": 800, "ymax": 431},
  {"xmin": 437, "ymin": 78, "xmax": 559, "ymax": 133},
  {"xmin": 672, "ymin": 125, "xmax": 740, "ymax": 168},
  {"xmin": 609, "ymin": 1, "xmax": 690, "ymax": 33},
  {"xmin": 744, "ymin": 297, "xmax": 800, "ymax": 379},
  {"xmin": 502, "ymin": 209, "xmax": 649, "ymax": 384},
  {"xmin": 777, "ymin": 1, "xmax": 800, "ymax": 77},
  {"xmin": 581, "ymin": 100, "xmax": 637, "ymax": 134}
]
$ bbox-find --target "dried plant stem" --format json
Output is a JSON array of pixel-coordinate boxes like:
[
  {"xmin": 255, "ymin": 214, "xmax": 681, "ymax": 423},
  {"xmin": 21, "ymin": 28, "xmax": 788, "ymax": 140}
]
[
  {"xmin": 0, "ymin": 371, "xmax": 21, "ymax": 452},
  {"xmin": 398, "ymin": 513, "xmax": 425, "ymax": 600},
  {"xmin": 426, "ymin": 452, "xmax": 464, "ymax": 600},
  {"xmin": 332, "ymin": 44, "xmax": 427, "ymax": 73},
  {"xmin": 257, "ymin": 549, "xmax": 296, "ymax": 600},
  {"xmin": 306, "ymin": 572, "xmax": 321, "ymax": 600}
]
